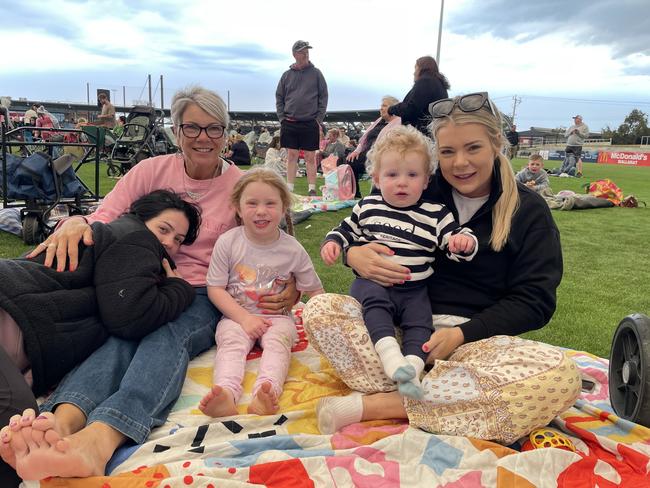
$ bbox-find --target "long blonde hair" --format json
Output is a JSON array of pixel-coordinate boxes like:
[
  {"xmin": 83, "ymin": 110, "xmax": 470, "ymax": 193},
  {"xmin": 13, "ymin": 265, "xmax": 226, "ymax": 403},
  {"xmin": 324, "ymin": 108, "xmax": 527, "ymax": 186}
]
[
  {"xmin": 230, "ymin": 167, "xmax": 295, "ymax": 235},
  {"xmin": 430, "ymin": 103, "xmax": 519, "ymax": 251}
]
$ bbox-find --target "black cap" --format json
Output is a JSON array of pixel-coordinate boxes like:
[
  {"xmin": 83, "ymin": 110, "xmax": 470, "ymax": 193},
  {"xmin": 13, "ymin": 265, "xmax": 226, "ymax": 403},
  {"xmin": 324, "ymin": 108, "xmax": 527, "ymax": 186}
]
[{"xmin": 292, "ymin": 40, "xmax": 313, "ymax": 52}]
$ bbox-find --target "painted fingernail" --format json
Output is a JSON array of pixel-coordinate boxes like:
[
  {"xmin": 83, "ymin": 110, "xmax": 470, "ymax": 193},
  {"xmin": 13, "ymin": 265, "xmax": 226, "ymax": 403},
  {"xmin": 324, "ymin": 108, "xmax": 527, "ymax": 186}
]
[
  {"xmin": 36, "ymin": 415, "xmax": 48, "ymax": 420},
  {"xmin": 422, "ymin": 345, "xmax": 429, "ymax": 352}
]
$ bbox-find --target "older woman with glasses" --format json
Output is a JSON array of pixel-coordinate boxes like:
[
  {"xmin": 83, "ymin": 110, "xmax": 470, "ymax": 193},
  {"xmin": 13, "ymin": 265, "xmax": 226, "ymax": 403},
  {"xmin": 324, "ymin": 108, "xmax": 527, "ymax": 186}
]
[
  {"xmin": 1, "ymin": 86, "xmax": 298, "ymax": 482},
  {"xmin": 304, "ymin": 92, "xmax": 580, "ymax": 444}
]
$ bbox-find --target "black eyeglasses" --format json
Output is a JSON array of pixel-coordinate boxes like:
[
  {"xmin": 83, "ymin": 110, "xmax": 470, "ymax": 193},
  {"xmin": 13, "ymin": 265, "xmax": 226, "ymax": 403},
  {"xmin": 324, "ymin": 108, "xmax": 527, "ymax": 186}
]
[
  {"xmin": 179, "ymin": 123, "xmax": 225, "ymax": 139},
  {"xmin": 429, "ymin": 92, "xmax": 497, "ymax": 119}
]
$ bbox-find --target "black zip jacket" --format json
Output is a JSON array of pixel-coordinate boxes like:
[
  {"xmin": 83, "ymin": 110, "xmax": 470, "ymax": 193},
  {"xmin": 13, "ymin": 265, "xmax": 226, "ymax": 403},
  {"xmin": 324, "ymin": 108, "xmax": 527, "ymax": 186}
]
[
  {"xmin": 388, "ymin": 74, "xmax": 448, "ymax": 134},
  {"xmin": 422, "ymin": 164, "xmax": 563, "ymax": 343}
]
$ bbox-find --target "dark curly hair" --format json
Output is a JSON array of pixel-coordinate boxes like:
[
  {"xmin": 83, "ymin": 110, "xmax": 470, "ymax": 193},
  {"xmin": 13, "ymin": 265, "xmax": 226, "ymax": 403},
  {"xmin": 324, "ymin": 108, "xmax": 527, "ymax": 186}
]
[{"xmin": 128, "ymin": 189, "xmax": 201, "ymax": 245}]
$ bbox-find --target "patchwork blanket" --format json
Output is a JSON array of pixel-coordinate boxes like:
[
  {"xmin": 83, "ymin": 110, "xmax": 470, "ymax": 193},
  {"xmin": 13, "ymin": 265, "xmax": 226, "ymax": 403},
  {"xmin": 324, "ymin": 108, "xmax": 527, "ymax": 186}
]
[{"xmin": 36, "ymin": 332, "xmax": 650, "ymax": 487}]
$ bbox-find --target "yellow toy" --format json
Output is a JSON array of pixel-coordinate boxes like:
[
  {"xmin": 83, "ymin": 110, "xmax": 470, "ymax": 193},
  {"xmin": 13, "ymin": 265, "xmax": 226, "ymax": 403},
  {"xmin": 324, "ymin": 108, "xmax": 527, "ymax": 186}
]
[{"xmin": 528, "ymin": 428, "xmax": 576, "ymax": 452}]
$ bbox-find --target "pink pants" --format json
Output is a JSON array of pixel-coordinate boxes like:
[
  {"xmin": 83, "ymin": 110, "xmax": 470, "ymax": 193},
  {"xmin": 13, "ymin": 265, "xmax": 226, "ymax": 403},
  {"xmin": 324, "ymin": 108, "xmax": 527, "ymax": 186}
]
[{"xmin": 213, "ymin": 316, "xmax": 297, "ymax": 402}]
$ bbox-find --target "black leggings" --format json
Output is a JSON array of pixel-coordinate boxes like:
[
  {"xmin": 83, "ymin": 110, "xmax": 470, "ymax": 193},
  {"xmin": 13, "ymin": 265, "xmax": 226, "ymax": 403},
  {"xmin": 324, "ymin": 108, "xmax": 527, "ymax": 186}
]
[{"xmin": 0, "ymin": 347, "xmax": 37, "ymax": 488}]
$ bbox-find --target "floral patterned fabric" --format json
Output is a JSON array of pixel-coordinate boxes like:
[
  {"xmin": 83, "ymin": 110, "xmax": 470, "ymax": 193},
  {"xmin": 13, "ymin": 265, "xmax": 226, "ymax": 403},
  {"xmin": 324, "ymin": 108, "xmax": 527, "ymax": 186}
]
[{"xmin": 302, "ymin": 293, "xmax": 581, "ymax": 444}]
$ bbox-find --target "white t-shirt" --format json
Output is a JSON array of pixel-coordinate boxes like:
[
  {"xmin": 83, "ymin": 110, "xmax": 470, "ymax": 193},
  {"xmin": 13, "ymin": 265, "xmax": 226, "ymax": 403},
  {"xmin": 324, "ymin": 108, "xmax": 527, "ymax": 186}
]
[{"xmin": 452, "ymin": 190, "xmax": 489, "ymax": 225}]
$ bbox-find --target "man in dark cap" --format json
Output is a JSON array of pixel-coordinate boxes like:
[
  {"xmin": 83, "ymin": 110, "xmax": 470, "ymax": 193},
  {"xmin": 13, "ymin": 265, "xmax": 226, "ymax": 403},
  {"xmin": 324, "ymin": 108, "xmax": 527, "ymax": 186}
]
[{"xmin": 276, "ymin": 40, "xmax": 328, "ymax": 196}]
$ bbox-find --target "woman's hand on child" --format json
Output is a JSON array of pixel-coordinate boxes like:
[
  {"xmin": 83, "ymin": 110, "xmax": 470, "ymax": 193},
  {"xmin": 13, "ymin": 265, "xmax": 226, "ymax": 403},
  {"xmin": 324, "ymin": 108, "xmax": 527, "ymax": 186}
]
[
  {"xmin": 241, "ymin": 315, "xmax": 271, "ymax": 339},
  {"xmin": 258, "ymin": 275, "xmax": 299, "ymax": 315},
  {"xmin": 162, "ymin": 258, "xmax": 183, "ymax": 279},
  {"xmin": 27, "ymin": 216, "xmax": 94, "ymax": 272},
  {"xmin": 320, "ymin": 241, "xmax": 341, "ymax": 265},
  {"xmin": 422, "ymin": 327, "xmax": 465, "ymax": 363},
  {"xmin": 347, "ymin": 243, "xmax": 410, "ymax": 287},
  {"xmin": 448, "ymin": 234, "xmax": 476, "ymax": 255}
]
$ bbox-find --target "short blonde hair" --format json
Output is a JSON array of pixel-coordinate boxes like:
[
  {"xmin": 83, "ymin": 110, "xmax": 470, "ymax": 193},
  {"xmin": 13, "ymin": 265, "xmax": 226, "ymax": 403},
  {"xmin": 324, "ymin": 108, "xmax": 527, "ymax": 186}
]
[
  {"xmin": 366, "ymin": 125, "xmax": 436, "ymax": 177},
  {"xmin": 230, "ymin": 167, "xmax": 293, "ymax": 216},
  {"xmin": 171, "ymin": 85, "xmax": 230, "ymax": 129},
  {"xmin": 382, "ymin": 95, "xmax": 400, "ymax": 106},
  {"xmin": 529, "ymin": 154, "xmax": 544, "ymax": 163}
]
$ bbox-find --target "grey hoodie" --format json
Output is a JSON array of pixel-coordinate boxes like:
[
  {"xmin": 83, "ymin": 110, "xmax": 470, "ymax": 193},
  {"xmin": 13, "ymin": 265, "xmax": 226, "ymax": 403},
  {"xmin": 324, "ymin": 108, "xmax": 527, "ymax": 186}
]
[{"xmin": 276, "ymin": 62, "xmax": 328, "ymax": 123}]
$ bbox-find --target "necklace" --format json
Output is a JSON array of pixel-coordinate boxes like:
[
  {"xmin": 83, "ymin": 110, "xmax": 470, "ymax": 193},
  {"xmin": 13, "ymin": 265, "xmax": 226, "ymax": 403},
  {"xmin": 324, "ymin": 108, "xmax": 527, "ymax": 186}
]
[{"xmin": 182, "ymin": 155, "xmax": 222, "ymax": 201}]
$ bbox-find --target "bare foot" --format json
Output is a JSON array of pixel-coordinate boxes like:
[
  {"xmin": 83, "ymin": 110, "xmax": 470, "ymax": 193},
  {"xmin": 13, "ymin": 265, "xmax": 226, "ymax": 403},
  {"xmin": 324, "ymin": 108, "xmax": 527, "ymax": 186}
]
[
  {"xmin": 247, "ymin": 382, "xmax": 279, "ymax": 415},
  {"xmin": 0, "ymin": 425, "xmax": 15, "ymax": 469},
  {"xmin": 1, "ymin": 415, "xmax": 23, "ymax": 470},
  {"xmin": 14, "ymin": 417, "xmax": 118, "ymax": 480},
  {"xmin": 199, "ymin": 385, "xmax": 238, "ymax": 418},
  {"xmin": 0, "ymin": 408, "xmax": 42, "ymax": 471}
]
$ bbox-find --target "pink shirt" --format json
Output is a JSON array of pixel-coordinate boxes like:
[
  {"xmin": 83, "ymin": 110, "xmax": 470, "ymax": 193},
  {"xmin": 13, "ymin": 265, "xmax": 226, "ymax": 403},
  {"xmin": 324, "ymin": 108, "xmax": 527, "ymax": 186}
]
[
  {"xmin": 36, "ymin": 116, "xmax": 55, "ymax": 140},
  {"xmin": 87, "ymin": 153, "xmax": 244, "ymax": 286},
  {"xmin": 353, "ymin": 115, "xmax": 401, "ymax": 155}
]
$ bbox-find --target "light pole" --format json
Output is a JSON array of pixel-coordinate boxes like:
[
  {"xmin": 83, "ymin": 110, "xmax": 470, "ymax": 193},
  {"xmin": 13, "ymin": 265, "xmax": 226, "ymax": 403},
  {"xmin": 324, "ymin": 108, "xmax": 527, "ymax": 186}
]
[{"xmin": 436, "ymin": 0, "xmax": 445, "ymax": 67}]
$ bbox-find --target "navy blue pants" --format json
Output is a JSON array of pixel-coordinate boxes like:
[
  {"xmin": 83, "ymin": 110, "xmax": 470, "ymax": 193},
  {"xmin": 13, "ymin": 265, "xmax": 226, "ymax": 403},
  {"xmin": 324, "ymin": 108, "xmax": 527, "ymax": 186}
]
[{"xmin": 350, "ymin": 278, "xmax": 432, "ymax": 361}]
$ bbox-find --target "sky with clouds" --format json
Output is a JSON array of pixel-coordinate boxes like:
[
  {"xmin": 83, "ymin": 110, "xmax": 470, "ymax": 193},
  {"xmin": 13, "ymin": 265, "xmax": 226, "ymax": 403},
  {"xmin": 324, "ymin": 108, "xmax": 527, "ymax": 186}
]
[{"xmin": 2, "ymin": 0, "xmax": 649, "ymax": 132}]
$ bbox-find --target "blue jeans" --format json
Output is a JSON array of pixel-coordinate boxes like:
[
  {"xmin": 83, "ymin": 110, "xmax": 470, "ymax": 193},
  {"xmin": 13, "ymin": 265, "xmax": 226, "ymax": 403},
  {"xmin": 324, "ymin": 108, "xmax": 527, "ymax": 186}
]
[{"xmin": 40, "ymin": 288, "xmax": 219, "ymax": 444}]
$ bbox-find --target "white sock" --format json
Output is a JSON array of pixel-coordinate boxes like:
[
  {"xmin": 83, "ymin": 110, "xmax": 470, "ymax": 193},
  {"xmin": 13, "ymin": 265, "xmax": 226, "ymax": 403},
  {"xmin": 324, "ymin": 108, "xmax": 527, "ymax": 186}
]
[
  {"xmin": 287, "ymin": 183, "xmax": 295, "ymax": 191},
  {"xmin": 308, "ymin": 183, "xmax": 316, "ymax": 191},
  {"xmin": 317, "ymin": 392, "xmax": 363, "ymax": 434},
  {"xmin": 375, "ymin": 337, "xmax": 414, "ymax": 382}
]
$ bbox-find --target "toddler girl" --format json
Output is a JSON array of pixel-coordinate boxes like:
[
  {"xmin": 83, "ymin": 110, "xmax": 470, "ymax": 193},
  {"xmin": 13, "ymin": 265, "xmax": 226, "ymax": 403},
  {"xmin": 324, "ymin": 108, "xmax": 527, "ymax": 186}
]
[{"xmin": 200, "ymin": 168, "xmax": 323, "ymax": 417}]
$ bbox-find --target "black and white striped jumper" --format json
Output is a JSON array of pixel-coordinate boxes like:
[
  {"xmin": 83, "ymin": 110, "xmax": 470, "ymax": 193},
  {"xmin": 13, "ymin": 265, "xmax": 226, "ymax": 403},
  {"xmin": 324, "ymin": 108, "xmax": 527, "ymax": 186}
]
[
  {"xmin": 325, "ymin": 194, "xmax": 477, "ymax": 359},
  {"xmin": 325, "ymin": 194, "xmax": 477, "ymax": 285}
]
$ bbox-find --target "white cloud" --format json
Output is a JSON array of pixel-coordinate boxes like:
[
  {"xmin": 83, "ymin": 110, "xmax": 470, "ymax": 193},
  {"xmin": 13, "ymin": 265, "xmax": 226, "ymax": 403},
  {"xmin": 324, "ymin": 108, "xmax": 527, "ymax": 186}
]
[{"xmin": 1, "ymin": 0, "xmax": 648, "ymax": 129}]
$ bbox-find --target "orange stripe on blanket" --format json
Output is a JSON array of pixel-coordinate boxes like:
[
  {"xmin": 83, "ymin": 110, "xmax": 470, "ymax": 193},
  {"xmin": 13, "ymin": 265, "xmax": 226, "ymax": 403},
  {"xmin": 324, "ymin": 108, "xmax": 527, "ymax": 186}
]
[{"xmin": 41, "ymin": 465, "xmax": 170, "ymax": 488}]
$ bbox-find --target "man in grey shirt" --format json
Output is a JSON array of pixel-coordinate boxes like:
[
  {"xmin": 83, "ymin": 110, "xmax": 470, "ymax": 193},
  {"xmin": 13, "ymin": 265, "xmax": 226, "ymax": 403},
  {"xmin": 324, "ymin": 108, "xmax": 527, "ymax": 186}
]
[
  {"xmin": 276, "ymin": 40, "xmax": 328, "ymax": 196},
  {"xmin": 565, "ymin": 115, "xmax": 589, "ymax": 177}
]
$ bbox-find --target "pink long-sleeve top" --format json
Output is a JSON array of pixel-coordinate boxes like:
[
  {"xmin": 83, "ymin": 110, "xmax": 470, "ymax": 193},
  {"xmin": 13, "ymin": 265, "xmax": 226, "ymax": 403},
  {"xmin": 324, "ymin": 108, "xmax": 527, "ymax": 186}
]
[
  {"xmin": 86, "ymin": 153, "xmax": 244, "ymax": 286},
  {"xmin": 352, "ymin": 115, "xmax": 402, "ymax": 155}
]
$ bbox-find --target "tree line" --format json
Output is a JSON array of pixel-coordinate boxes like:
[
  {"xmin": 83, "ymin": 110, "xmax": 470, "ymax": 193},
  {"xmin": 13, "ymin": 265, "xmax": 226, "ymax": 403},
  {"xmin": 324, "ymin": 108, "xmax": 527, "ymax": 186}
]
[{"xmin": 602, "ymin": 109, "xmax": 649, "ymax": 145}]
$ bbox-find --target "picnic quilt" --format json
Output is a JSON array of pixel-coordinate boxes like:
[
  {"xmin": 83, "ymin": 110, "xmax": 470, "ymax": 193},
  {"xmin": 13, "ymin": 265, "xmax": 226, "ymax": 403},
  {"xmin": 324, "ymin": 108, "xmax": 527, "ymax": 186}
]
[{"xmin": 35, "ymin": 327, "xmax": 650, "ymax": 487}]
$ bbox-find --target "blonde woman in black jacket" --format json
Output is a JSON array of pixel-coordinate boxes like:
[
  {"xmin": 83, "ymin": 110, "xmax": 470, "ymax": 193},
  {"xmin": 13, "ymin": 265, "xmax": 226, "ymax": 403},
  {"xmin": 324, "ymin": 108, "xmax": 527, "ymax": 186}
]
[{"xmin": 305, "ymin": 92, "xmax": 580, "ymax": 445}]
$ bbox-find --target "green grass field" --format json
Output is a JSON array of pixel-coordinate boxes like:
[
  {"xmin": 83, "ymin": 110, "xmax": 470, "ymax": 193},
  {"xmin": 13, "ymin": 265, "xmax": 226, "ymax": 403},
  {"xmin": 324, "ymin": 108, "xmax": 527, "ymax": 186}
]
[{"xmin": 1, "ymin": 158, "xmax": 648, "ymax": 358}]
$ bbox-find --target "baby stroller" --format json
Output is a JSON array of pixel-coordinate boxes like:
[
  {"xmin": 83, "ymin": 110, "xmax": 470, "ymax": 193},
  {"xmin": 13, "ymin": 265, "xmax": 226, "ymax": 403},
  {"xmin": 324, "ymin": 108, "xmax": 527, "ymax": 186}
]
[
  {"xmin": 107, "ymin": 106, "xmax": 177, "ymax": 177},
  {"xmin": 609, "ymin": 313, "xmax": 650, "ymax": 427},
  {"xmin": 1, "ymin": 152, "xmax": 98, "ymax": 244},
  {"xmin": 2, "ymin": 126, "xmax": 101, "ymax": 244}
]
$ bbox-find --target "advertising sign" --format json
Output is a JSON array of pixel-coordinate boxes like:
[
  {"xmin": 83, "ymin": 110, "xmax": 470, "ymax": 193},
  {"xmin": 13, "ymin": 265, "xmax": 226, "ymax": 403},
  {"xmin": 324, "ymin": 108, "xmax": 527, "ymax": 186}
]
[{"xmin": 597, "ymin": 151, "xmax": 650, "ymax": 167}]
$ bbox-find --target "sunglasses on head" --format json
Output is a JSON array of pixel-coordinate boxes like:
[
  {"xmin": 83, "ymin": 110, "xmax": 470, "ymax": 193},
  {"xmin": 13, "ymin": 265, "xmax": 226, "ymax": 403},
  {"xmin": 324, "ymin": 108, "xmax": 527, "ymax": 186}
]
[{"xmin": 429, "ymin": 92, "xmax": 497, "ymax": 119}]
